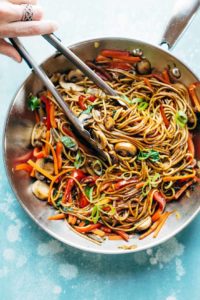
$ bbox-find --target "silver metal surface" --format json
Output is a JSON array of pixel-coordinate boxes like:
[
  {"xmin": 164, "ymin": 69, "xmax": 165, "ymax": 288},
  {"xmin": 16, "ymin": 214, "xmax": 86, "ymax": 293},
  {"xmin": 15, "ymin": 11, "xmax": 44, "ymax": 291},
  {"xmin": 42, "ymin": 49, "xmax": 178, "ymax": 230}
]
[
  {"xmin": 9, "ymin": 37, "xmax": 108, "ymax": 162},
  {"xmin": 4, "ymin": 37, "xmax": 200, "ymax": 254},
  {"xmin": 160, "ymin": 0, "xmax": 200, "ymax": 49}
]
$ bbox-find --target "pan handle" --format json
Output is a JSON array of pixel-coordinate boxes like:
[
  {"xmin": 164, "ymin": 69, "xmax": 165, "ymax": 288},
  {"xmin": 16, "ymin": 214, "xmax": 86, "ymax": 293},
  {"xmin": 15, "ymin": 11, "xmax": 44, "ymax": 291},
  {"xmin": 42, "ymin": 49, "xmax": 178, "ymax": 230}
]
[{"xmin": 160, "ymin": 0, "xmax": 200, "ymax": 49}]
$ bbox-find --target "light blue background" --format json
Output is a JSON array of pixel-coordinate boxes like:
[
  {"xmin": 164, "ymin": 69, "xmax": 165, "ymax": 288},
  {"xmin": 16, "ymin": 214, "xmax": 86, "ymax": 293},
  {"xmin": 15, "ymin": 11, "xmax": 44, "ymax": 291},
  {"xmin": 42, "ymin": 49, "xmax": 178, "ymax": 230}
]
[{"xmin": 0, "ymin": 1, "xmax": 200, "ymax": 299}]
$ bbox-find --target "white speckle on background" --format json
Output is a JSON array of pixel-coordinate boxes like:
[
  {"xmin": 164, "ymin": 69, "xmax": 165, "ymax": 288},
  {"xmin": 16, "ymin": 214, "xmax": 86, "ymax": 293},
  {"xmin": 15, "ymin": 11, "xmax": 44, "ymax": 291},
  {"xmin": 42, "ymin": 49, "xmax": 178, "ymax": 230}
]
[
  {"xmin": 166, "ymin": 296, "xmax": 177, "ymax": 300},
  {"xmin": 53, "ymin": 285, "xmax": 62, "ymax": 295},
  {"xmin": 16, "ymin": 255, "xmax": 27, "ymax": 268},
  {"xmin": 146, "ymin": 248, "xmax": 153, "ymax": 256},
  {"xmin": 0, "ymin": 267, "xmax": 8, "ymax": 278},
  {"xmin": 6, "ymin": 219, "xmax": 24, "ymax": 243},
  {"xmin": 148, "ymin": 237, "xmax": 184, "ymax": 266},
  {"xmin": 59, "ymin": 263, "xmax": 78, "ymax": 280},
  {"xmin": 175, "ymin": 258, "xmax": 185, "ymax": 281},
  {"xmin": 3, "ymin": 248, "xmax": 15, "ymax": 261},
  {"xmin": 37, "ymin": 240, "xmax": 65, "ymax": 256}
]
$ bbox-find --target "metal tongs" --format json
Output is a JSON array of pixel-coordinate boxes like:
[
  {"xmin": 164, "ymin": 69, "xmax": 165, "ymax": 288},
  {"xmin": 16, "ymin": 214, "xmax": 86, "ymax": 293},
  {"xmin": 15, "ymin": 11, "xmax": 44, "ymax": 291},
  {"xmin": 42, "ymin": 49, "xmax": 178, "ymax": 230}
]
[{"xmin": 9, "ymin": 34, "xmax": 118, "ymax": 161}]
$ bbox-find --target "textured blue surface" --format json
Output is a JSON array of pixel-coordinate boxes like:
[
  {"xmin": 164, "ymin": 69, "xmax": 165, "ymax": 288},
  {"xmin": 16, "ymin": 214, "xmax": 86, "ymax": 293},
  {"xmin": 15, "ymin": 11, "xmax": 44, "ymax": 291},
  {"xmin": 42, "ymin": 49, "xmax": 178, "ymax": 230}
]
[{"xmin": 0, "ymin": 1, "xmax": 200, "ymax": 299}]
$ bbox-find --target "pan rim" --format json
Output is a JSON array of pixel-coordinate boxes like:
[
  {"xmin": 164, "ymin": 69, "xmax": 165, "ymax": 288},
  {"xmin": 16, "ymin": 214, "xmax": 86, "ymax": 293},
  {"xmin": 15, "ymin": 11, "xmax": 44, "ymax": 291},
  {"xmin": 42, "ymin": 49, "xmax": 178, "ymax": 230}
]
[{"xmin": 3, "ymin": 36, "xmax": 200, "ymax": 254}]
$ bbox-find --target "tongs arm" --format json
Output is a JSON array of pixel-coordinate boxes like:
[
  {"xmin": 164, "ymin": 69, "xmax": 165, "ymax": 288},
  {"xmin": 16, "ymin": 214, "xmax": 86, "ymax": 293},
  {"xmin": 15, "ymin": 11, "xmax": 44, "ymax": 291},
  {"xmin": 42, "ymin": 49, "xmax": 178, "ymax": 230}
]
[{"xmin": 9, "ymin": 37, "xmax": 108, "ymax": 161}]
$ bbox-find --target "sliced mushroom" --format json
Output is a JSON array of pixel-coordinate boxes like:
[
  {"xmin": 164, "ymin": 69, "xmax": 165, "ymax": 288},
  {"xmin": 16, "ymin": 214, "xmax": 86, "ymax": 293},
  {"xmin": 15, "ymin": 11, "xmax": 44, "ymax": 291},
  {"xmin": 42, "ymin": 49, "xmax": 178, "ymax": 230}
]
[
  {"xmin": 135, "ymin": 216, "xmax": 152, "ymax": 231},
  {"xmin": 104, "ymin": 116, "xmax": 115, "ymax": 130},
  {"xmin": 115, "ymin": 142, "xmax": 137, "ymax": 157},
  {"xmin": 32, "ymin": 180, "xmax": 50, "ymax": 200},
  {"xmin": 44, "ymin": 161, "xmax": 54, "ymax": 175},
  {"xmin": 136, "ymin": 59, "xmax": 151, "ymax": 75},
  {"xmin": 67, "ymin": 69, "xmax": 84, "ymax": 82},
  {"xmin": 86, "ymin": 87, "xmax": 106, "ymax": 98},
  {"xmin": 59, "ymin": 75, "xmax": 84, "ymax": 91},
  {"xmin": 50, "ymin": 72, "xmax": 61, "ymax": 84}
]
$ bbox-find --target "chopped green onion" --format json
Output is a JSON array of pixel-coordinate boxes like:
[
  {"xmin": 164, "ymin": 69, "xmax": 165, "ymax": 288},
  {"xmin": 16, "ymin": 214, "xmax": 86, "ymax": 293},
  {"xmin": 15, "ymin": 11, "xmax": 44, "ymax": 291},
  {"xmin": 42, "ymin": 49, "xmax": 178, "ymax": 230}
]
[
  {"xmin": 92, "ymin": 160, "xmax": 103, "ymax": 176},
  {"xmin": 138, "ymin": 149, "xmax": 160, "ymax": 162},
  {"xmin": 91, "ymin": 205, "xmax": 100, "ymax": 224},
  {"xmin": 74, "ymin": 150, "xmax": 84, "ymax": 169},
  {"xmin": 61, "ymin": 136, "xmax": 77, "ymax": 149},
  {"xmin": 81, "ymin": 105, "xmax": 94, "ymax": 115},
  {"xmin": 85, "ymin": 186, "xmax": 94, "ymax": 202},
  {"xmin": 28, "ymin": 96, "xmax": 40, "ymax": 111},
  {"xmin": 175, "ymin": 111, "xmax": 188, "ymax": 128},
  {"xmin": 138, "ymin": 101, "xmax": 149, "ymax": 111}
]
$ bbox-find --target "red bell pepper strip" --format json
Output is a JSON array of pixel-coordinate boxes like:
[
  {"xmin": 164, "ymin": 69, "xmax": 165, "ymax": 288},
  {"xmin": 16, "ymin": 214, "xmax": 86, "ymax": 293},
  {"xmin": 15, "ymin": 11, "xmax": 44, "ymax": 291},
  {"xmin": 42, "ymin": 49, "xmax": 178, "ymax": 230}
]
[
  {"xmin": 115, "ymin": 230, "xmax": 129, "ymax": 242},
  {"xmin": 188, "ymin": 82, "xmax": 200, "ymax": 112},
  {"xmin": 152, "ymin": 191, "xmax": 166, "ymax": 222},
  {"xmin": 88, "ymin": 95, "xmax": 96, "ymax": 102},
  {"xmin": 78, "ymin": 95, "xmax": 86, "ymax": 110},
  {"xmin": 81, "ymin": 175, "xmax": 99, "ymax": 185},
  {"xmin": 49, "ymin": 102, "xmax": 57, "ymax": 128},
  {"xmin": 96, "ymin": 55, "xmax": 111, "ymax": 62},
  {"xmin": 74, "ymin": 223, "xmax": 101, "ymax": 233},
  {"xmin": 33, "ymin": 147, "xmax": 45, "ymax": 159},
  {"xmin": 40, "ymin": 95, "xmax": 51, "ymax": 130},
  {"xmin": 160, "ymin": 104, "xmax": 170, "ymax": 128},
  {"xmin": 79, "ymin": 193, "xmax": 90, "ymax": 208},
  {"xmin": 107, "ymin": 61, "xmax": 132, "ymax": 70},
  {"xmin": 112, "ymin": 178, "xmax": 139, "ymax": 190},
  {"xmin": 100, "ymin": 49, "xmax": 130, "ymax": 58},
  {"xmin": 62, "ymin": 169, "xmax": 86, "ymax": 203}
]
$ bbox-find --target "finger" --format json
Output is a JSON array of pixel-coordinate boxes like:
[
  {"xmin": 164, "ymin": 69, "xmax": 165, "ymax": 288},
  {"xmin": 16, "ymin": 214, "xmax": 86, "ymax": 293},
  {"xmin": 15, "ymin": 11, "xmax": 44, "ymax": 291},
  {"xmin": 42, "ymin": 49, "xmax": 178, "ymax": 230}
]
[
  {"xmin": 0, "ymin": 20, "xmax": 58, "ymax": 37},
  {"xmin": 0, "ymin": 3, "xmax": 43, "ymax": 23},
  {"xmin": 0, "ymin": 38, "xmax": 21, "ymax": 62},
  {"xmin": 8, "ymin": 0, "xmax": 37, "ymax": 4}
]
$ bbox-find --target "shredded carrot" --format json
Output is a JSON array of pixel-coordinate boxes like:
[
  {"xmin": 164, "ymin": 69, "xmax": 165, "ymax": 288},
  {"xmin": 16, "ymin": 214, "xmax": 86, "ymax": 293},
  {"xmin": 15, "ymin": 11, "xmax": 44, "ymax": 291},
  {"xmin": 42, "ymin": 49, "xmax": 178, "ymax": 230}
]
[
  {"xmin": 152, "ymin": 208, "xmax": 163, "ymax": 222},
  {"xmin": 49, "ymin": 102, "xmax": 57, "ymax": 128},
  {"xmin": 174, "ymin": 180, "xmax": 194, "ymax": 200},
  {"xmin": 30, "ymin": 167, "xmax": 35, "ymax": 177},
  {"xmin": 143, "ymin": 77, "xmax": 153, "ymax": 90},
  {"xmin": 139, "ymin": 219, "xmax": 160, "ymax": 240},
  {"xmin": 44, "ymin": 130, "xmax": 50, "ymax": 156},
  {"xmin": 34, "ymin": 111, "xmax": 40, "ymax": 123},
  {"xmin": 68, "ymin": 215, "xmax": 77, "ymax": 225},
  {"xmin": 15, "ymin": 163, "xmax": 33, "ymax": 173},
  {"xmin": 160, "ymin": 104, "xmax": 170, "ymax": 128},
  {"xmin": 153, "ymin": 211, "xmax": 172, "ymax": 238},
  {"xmin": 136, "ymin": 182, "xmax": 145, "ymax": 189},
  {"xmin": 42, "ymin": 139, "xmax": 58, "ymax": 175},
  {"xmin": 56, "ymin": 142, "xmax": 63, "ymax": 170},
  {"xmin": 187, "ymin": 133, "xmax": 195, "ymax": 159},
  {"xmin": 163, "ymin": 171, "xmax": 196, "ymax": 182},
  {"xmin": 78, "ymin": 221, "xmax": 85, "ymax": 227},
  {"xmin": 48, "ymin": 213, "xmax": 66, "ymax": 220},
  {"xmin": 162, "ymin": 68, "xmax": 170, "ymax": 84},
  {"xmin": 108, "ymin": 234, "xmax": 124, "ymax": 240},
  {"xmin": 27, "ymin": 159, "xmax": 55, "ymax": 181}
]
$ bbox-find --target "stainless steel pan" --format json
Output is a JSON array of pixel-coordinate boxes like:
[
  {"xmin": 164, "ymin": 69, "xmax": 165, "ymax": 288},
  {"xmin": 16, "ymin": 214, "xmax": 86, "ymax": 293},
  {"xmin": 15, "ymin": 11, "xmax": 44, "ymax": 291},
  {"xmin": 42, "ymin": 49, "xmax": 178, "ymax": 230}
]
[{"xmin": 3, "ymin": 0, "xmax": 200, "ymax": 253}]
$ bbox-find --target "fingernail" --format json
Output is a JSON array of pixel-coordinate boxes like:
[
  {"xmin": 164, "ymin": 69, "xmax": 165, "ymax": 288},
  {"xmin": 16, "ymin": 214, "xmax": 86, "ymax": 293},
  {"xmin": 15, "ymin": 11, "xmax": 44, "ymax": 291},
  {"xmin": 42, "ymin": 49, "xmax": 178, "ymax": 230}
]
[{"xmin": 50, "ymin": 21, "xmax": 59, "ymax": 31}]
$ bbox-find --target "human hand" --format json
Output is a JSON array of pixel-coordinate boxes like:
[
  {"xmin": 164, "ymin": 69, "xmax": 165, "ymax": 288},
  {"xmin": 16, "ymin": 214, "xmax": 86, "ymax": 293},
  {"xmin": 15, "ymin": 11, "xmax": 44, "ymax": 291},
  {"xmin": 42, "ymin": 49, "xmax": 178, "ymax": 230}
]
[{"xmin": 0, "ymin": 0, "xmax": 58, "ymax": 62}]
